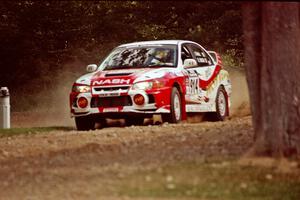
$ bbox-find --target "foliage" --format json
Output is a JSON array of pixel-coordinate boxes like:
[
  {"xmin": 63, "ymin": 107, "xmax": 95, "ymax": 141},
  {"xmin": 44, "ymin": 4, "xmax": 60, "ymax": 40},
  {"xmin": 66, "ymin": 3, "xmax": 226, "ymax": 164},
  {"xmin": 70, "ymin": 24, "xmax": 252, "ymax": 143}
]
[{"xmin": 0, "ymin": 1, "xmax": 243, "ymax": 110}]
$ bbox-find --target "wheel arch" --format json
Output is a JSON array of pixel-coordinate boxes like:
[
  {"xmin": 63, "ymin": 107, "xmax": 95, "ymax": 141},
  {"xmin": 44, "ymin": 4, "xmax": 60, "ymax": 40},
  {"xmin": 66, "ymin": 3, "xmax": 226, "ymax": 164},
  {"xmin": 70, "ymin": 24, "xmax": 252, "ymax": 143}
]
[{"xmin": 172, "ymin": 81, "xmax": 183, "ymax": 95}]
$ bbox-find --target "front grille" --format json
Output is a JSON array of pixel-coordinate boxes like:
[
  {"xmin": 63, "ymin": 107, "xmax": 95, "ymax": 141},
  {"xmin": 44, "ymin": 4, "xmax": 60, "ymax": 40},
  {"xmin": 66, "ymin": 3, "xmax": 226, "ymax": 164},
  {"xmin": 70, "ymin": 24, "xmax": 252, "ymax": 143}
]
[{"xmin": 91, "ymin": 96, "xmax": 132, "ymax": 108}]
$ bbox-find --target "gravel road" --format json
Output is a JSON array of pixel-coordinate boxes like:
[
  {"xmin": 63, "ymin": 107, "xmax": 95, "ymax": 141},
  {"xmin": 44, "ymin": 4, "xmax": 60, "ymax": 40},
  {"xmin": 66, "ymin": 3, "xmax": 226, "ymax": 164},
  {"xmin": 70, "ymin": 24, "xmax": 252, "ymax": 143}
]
[{"xmin": 0, "ymin": 115, "xmax": 253, "ymax": 200}]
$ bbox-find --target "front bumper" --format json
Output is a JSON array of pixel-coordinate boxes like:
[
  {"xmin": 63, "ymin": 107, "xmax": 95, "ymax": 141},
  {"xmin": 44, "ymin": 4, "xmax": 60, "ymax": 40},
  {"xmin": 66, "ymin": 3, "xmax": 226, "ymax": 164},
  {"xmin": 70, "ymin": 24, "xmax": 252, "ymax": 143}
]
[{"xmin": 70, "ymin": 86, "xmax": 171, "ymax": 118}]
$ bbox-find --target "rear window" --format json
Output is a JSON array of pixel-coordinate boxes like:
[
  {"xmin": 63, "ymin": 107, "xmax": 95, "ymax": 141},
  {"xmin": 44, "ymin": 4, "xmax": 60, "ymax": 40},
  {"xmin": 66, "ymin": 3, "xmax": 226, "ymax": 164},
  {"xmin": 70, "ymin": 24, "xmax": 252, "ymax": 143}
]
[{"xmin": 208, "ymin": 51, "xmax": 217, "ymax": 63}]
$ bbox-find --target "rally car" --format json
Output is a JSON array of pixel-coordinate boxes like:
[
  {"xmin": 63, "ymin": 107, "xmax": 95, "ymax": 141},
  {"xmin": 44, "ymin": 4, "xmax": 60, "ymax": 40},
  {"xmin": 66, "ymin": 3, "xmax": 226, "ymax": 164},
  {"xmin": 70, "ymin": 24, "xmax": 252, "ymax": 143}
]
[{"xmin": 70, "ymin": 40, "xmax": 231, "ymax": 130}]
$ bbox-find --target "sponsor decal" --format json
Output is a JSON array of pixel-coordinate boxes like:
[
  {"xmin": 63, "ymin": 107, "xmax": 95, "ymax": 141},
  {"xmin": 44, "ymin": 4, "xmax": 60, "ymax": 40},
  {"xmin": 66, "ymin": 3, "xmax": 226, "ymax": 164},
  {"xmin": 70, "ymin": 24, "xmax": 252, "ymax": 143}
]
[
  {"xmin": 186, "ymin": 66, "xmax": 228, "ymax": 104},
  {"xmin": 206, "ymin": 71, "xmax": 229, "ymax": 96},
  {"xmin": 98, "ymin": 93, "xmax": 120, "ymax": 97},
  {"xmin": 103, "ymin": 107, "xmax": 119, "ymax": 112},
  {"xmin": 93, "ymin": 79, "xmax": 131, "ymax": 85},
  {"xmin": 185, "ymin": 69, "xmax": 203, "ymax": 103},
  {"xmin": 186, "ymin": 104, "xmax": 209, "ymax": 112},
  {"xmin": 200, "ymin": 65, "xmax": 221, "ymax": 89},
  {"xmin": 187, "ymin": 77, "xmax": 201, "ymax": 95}
]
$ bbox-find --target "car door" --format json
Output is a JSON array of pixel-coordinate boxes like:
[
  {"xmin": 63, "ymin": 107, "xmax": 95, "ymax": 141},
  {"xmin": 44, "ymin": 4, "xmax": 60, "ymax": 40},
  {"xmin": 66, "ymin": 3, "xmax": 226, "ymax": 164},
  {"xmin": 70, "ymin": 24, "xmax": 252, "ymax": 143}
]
[{"xmin": 183, "ymin": 43, "xmax": 215, "ymax": 105}]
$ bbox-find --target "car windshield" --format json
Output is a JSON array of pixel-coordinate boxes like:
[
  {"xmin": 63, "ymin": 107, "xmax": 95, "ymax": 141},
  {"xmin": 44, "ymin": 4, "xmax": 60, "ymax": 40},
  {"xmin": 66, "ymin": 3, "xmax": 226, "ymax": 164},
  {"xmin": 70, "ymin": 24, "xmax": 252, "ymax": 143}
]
[{"xmin": 100, "ymin": 45, "xmax": 177, "ymax": 70}]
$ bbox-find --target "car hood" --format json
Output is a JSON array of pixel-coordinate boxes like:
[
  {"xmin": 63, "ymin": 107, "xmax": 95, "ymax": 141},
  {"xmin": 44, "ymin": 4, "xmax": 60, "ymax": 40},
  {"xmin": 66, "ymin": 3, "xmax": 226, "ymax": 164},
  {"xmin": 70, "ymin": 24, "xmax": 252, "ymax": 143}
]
[{"xmin": 75, "ymin": 68, "xmax": 174, "ymax": 86}]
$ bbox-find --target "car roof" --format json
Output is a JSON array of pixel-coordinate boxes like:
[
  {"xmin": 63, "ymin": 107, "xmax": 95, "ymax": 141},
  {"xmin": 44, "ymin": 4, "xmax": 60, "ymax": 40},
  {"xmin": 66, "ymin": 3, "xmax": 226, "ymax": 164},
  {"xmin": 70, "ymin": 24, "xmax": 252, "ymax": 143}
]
[{"xmin": 118, "ymin": 40, "xmax": 196, "ymax": 47}]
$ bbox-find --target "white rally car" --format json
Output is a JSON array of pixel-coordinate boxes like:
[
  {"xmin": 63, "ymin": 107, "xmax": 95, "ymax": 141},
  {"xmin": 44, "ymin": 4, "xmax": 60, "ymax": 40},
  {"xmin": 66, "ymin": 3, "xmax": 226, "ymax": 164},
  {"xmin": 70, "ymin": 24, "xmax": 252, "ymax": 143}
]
[{"xmin": 70, "ymin": 40, "xmax": 231, "ymax": 130}]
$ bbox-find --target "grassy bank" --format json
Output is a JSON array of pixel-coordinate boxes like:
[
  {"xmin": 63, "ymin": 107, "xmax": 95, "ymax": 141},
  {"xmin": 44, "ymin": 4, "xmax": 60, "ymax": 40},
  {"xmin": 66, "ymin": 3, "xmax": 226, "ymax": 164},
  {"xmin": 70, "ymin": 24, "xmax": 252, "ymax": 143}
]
[
  {"xmin": 0, "ymin": 127, "xmax": 73, "ymax": 137},
  {"xmin": 115, "ymin": 160, "xmax": 300, "ymax": 200}
]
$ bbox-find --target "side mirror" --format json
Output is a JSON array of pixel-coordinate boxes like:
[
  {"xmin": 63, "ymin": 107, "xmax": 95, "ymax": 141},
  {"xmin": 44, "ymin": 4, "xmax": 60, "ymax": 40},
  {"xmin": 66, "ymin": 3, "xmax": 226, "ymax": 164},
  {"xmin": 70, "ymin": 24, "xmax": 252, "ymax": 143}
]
[
  {"xmin": 183, "ymin": 59, "xmax": 197, "ymax": 68},
  {"xmin": 86, "ymin": 64, "xmax": 98, "ymax": 73}
]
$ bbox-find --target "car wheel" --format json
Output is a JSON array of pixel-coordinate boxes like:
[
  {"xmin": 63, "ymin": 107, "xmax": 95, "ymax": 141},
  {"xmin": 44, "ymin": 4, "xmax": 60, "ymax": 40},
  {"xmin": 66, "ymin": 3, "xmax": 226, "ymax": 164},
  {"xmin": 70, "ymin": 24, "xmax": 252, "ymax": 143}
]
[
  {"xmin": 210, "ymin": 87, "xmax": 228, "ymax": 121},
  {"xmin": 162, "ymin": 87, "xmax": 182, "ymax": 123},
  {"xmin": 95, "ymin": 117, "xmax": 107, "ymax": 129},
  {"xmin": 125, "ymin": 117, "xmax": 144, "ymax": 126},
  {"xmin": 75, "ymin": 116, "xmax": 95, "ymax": 131}
]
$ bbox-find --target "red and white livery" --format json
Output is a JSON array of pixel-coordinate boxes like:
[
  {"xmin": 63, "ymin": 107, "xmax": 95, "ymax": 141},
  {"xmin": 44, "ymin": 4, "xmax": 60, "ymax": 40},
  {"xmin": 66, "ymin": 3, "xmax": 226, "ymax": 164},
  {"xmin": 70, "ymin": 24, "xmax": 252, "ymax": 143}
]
[{"xmin": 70, "ymin": 40, "xmax": 231, "ymax": 130}]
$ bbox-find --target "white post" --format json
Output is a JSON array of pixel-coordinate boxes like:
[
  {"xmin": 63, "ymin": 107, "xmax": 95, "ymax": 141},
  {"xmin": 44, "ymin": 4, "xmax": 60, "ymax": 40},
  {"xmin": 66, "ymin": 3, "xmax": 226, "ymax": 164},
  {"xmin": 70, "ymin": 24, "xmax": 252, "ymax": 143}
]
[{"xmin": 0, "ymin": 87, "xmax": 10, "ymax": 129}]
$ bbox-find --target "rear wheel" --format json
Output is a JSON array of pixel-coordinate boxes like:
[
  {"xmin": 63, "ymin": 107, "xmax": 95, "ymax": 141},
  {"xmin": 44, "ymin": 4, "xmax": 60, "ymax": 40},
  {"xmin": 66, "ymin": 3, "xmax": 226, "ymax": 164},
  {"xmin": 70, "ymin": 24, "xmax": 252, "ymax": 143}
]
[
  {"xmin": 125, "ymin": 117, "xmax": 144, "ymax": 126},
  {"xmin": 75, "ymin": 116, "xmax": 95, "ymax": 131},
  {"xmin": 162, "ymin": 87, "xmax": 182, "ymax": 123},
  {"xmin": 209, "ymin": 87, "xmax": 228, "ymax": 121}
]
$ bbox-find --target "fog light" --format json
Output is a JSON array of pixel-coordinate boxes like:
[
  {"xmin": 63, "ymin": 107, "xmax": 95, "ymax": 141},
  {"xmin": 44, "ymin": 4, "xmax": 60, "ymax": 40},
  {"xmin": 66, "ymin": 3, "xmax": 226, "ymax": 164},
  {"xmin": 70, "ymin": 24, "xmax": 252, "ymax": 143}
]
[
  {"xmin": 77, "ymin": 97, "xmax": 88, "ymax": 108},
  {"xmin": 133, "ymin": 94, "xmax": 145, "ymax": 105}
]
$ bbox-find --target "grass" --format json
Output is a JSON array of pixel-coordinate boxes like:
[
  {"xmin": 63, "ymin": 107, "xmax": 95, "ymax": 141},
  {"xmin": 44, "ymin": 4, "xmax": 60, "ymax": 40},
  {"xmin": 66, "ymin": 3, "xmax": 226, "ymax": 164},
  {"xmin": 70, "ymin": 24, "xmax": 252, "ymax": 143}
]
[
  {"xmin": 0, "ymin": 126, "xmax": 74, "ymax": 137},
  {"xmin": 116, "ymin": 161, "xmax": 300, "ymax": 200}
]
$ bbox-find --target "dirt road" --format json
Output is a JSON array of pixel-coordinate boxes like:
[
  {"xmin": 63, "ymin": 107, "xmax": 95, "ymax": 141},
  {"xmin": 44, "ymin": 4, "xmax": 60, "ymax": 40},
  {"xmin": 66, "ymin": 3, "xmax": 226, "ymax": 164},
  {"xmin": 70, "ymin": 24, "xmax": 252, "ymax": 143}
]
[
  {"xmin": 0, "ymin": 116, "xmax": 253, "ymax": 200},
  {"xmin": 1, "ymin": 67, "xmax": 297, "ymax": 199}
]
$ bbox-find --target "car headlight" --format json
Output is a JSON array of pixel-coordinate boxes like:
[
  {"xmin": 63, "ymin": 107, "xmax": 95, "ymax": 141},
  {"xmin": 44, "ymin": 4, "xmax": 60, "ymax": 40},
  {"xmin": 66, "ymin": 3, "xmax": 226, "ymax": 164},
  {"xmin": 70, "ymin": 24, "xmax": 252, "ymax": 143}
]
[
  {"xmin": 72, "ymin": 85, "xmax": 91, "ymax": 93},
  {"xmin": 132, "ymin": 82, "xmax": 153, "ymax": 90},
  {"xmin": 132, "ymin": 80, "xmax": 165, "ymax": 90}
]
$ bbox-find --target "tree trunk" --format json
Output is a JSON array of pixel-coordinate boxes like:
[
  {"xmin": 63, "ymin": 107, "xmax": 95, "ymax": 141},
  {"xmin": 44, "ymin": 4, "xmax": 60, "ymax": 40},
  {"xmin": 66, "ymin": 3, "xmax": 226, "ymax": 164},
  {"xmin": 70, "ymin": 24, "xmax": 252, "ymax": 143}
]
[{"xmin": 242, "ymin": 2, "xmax": 300, "ymax": 157}]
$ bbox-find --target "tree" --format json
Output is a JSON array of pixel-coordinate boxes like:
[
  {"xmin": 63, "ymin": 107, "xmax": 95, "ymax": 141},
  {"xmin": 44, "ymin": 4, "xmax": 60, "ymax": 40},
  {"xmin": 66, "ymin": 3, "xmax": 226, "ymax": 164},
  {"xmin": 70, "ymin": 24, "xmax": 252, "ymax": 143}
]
[
  {"xmin": 0, "ymin": 1, "xmax": 243, "ymax": 111},
  {"xmin": 242, "ymin": 2, "xmax": 300, "ymax": 157}
]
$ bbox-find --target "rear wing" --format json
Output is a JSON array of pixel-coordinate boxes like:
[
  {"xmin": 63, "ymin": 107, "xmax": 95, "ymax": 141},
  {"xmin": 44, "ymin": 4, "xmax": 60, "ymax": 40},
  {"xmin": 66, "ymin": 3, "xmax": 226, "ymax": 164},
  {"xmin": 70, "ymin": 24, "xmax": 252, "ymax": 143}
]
[{"xmin": 208, "ymin": 51, "xmax": 223, "ymax": 67}]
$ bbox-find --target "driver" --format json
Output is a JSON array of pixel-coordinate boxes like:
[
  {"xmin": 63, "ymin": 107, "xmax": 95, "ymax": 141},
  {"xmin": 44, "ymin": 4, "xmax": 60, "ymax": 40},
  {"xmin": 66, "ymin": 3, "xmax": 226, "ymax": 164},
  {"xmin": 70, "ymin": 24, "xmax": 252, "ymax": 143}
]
[{"xmin": 151, "ymin": 49, "xmax": 172, "ymax": 64}]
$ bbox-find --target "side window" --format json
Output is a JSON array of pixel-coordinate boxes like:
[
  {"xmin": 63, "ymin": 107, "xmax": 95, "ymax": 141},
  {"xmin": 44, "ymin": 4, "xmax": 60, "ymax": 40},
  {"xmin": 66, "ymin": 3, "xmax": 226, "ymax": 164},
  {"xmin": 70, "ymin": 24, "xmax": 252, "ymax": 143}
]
[
  {"xmin": 181, "ymin": 44, "xmax": 193, "ymax": 62},
  {"xmin": 189, "ymin": 45, "xmax": 213, "ymax": 67}
]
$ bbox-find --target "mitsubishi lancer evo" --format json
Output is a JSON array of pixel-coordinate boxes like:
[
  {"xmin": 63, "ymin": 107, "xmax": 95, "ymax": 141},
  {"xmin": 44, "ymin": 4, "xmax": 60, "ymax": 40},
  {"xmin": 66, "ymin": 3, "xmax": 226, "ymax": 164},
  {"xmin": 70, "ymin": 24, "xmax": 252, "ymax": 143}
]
[{"xmin": 69, "ymin": 40, "xmax": 232, "ymax": 130}]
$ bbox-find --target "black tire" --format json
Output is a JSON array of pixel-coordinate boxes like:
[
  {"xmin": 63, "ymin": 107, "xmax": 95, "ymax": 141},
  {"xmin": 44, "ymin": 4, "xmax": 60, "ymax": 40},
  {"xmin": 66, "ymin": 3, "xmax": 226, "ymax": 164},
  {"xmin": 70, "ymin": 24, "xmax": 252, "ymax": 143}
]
[
  {"xmin": 209, "ymin": 87, "xmax": 228, "ymax": 121},
  {"xmin": 125, "ymin": 117, "xmax": 144, "ymax": 126},
  {"xmin": 162, "ymin": 87, "xmax": 182, "ymax": 123},
  {"xmin": 95, "ymin": 118, "xmax": 107, "ymax": 129},
  {"xmin": 75, "ymin": 116, "xmax": 95, "ymax": 131}
]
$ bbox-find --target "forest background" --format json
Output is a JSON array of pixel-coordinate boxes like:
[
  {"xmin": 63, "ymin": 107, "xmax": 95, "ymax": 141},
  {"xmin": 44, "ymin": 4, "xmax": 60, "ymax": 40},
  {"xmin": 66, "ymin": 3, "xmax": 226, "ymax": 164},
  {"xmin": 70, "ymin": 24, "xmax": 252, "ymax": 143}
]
[{"xmin": 0, "ymin": 1, "xmax": 243, "ymax": 111}]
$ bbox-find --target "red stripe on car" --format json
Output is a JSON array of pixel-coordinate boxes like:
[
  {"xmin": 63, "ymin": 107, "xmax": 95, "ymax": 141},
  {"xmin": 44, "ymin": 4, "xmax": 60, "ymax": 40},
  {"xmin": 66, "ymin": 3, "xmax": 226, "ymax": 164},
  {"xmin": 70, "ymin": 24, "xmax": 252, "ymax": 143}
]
[{"xmin": 200, "ymin": 65, "xmax": 221, "ymax": 89}]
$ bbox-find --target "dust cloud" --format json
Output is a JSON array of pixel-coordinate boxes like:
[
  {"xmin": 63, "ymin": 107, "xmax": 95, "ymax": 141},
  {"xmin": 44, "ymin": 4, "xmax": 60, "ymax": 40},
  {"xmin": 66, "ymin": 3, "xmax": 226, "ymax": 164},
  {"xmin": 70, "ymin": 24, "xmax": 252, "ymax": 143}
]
[
  {"xmin": 12, "ymin": 60, "xmax": 86, "ymax": 128},
  {"xmin": 227, "ymin": 68, "xmax": 251, "ymax": 118}
]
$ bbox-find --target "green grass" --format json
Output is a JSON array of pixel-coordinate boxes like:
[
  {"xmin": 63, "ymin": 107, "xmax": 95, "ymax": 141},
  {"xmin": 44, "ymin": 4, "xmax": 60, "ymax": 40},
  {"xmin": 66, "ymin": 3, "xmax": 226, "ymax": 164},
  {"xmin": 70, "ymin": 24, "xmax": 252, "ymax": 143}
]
[
  {"xmin": 0, "ymin": 126, "xmax": 74, "ymax": 137},
  {"xmin": 116, "ymin": 161, "xmax": 300, "ymax": 200}
]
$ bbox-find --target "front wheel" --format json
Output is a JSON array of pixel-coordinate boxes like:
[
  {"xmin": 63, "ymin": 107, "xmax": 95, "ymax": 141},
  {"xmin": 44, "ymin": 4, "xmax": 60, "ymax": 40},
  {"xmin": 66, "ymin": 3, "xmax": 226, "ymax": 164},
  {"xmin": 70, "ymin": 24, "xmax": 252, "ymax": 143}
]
[
  {"xmin": 125, "ymin": 117, "xmax": 144, "ymax": 126},
  {"xmin": 75, "ymin": 116, "xmax": 95, "ymax": 131},
  {"xmin": 162, "ymin": 87, "xmax": 182, "ymax": 123}
]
